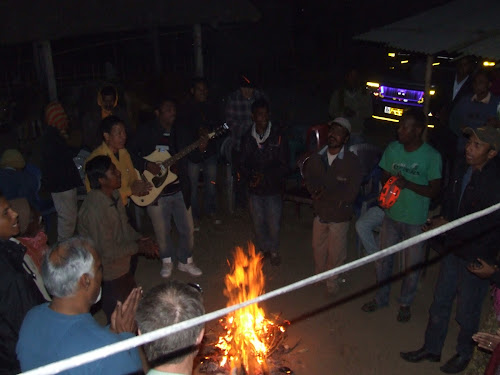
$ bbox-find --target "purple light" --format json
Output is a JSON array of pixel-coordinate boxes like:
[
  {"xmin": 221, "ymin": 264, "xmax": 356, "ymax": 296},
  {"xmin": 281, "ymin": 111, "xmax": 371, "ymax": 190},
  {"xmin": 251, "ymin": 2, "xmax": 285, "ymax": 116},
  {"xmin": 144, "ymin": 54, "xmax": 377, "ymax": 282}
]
[{"xmin": 379, "ymin": 85, "xmax": 424, "ymax": 105}]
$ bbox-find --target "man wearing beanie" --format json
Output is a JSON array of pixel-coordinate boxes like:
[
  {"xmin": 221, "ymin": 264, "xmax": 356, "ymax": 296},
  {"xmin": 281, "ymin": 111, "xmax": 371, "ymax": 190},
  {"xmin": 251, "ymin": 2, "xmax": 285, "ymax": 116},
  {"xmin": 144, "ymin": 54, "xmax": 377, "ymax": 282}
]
[
  {"xmin": 41, "ymin": 102, "xmax": 82, "ymax": 241},
  {"xmin": 0, "ymin": 149, "xmax": 39, "ymax": 209}
]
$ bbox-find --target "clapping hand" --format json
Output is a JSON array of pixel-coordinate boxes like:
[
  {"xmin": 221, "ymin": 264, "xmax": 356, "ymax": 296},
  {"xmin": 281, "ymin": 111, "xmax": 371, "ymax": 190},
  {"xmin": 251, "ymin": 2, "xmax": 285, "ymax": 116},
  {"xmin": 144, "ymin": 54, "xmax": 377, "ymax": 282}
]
[{"xmin": 110, "ymin": 287, "xmax": 142, "ymax": 334}]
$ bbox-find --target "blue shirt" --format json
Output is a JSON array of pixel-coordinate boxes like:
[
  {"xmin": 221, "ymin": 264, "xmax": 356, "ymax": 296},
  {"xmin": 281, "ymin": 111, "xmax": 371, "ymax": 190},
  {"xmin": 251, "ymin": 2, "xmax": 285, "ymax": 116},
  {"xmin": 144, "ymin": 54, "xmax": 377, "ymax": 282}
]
[{"xmin": 16, "ymin": 303, "xmax": 141, "ymax": 374}]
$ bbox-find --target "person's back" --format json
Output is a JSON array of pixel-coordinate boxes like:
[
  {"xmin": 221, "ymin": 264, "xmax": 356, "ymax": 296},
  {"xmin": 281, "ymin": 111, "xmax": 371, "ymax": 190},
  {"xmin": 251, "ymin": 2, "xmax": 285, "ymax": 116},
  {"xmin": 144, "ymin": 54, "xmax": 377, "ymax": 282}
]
[{"xmin": 17, "ymin": 303, "xmax": 140, "ymax": 374}]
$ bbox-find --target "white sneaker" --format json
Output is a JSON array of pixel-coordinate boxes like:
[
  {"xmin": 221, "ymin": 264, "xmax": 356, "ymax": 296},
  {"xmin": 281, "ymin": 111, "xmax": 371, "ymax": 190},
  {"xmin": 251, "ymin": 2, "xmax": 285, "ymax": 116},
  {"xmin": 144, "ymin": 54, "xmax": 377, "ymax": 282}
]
[
  {"xmin": 160, "ymin": 262, "xmax": 173, "ymax": 278},
  {"xmin": 178, "ymin": 259, "xmax": 203, "ymax": 276}
]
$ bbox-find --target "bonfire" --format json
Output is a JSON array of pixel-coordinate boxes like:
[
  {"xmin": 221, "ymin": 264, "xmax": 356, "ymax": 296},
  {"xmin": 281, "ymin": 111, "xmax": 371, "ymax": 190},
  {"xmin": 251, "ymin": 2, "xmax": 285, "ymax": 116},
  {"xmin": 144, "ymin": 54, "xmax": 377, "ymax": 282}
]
[{"xmin": 206, "ymin": 243, "xmax": 288, "ymax": 375}]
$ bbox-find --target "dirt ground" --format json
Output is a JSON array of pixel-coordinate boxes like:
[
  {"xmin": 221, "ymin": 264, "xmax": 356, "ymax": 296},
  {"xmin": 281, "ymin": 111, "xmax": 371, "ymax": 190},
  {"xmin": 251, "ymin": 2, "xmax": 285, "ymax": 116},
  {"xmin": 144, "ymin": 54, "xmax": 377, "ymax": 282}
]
[{"xmin": 127, "ymin": 199, "xmax": 491, "ymax": 375}]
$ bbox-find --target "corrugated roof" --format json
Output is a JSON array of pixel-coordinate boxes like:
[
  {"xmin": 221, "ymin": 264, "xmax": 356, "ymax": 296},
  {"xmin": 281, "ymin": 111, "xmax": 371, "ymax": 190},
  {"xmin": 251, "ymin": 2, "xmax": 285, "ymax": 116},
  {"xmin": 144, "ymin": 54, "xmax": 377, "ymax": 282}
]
[
  {"xmin": 0, "ymin": 0, "xmax": 260, "ymax": 45},
  {"xmin": 356, "ymin": 0, "xmax": 500, "ymax": 59}
]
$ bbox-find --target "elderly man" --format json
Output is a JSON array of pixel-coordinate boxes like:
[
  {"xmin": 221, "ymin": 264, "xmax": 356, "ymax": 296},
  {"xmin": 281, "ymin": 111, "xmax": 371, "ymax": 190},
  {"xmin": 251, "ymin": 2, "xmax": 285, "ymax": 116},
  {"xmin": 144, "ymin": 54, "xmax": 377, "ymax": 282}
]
[
  {"xmin": 136, "ymin": 281, "xmax": 205, "ymax": 375},
  {"xmin": 16, "ymin": 237, "xmax": 144, "ymax": 374}
]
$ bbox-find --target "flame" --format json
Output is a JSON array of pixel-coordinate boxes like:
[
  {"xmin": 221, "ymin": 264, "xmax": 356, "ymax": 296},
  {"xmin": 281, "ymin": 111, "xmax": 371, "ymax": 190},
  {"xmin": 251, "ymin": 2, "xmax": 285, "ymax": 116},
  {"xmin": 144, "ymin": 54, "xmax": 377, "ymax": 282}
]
[{"xmin": 216, "ymin": 243, "xmax": 284, "ymax": 373}]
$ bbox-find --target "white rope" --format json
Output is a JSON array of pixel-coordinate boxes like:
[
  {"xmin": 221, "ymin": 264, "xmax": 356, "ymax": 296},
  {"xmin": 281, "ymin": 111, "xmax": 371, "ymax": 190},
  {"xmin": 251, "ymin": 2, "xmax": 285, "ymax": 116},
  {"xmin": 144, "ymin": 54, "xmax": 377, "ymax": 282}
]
[{"xmin": 21, "ymin": 201, "xmax": 500, "ymax": 375}]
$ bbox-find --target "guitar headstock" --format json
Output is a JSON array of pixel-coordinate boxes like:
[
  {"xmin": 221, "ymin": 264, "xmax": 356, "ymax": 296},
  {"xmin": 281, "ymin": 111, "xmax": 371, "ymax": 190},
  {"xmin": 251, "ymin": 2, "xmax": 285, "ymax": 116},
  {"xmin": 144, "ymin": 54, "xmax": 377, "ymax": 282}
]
[{"xmin": 208, "ymin": 123, "xmax": 230, "ymax": 139}]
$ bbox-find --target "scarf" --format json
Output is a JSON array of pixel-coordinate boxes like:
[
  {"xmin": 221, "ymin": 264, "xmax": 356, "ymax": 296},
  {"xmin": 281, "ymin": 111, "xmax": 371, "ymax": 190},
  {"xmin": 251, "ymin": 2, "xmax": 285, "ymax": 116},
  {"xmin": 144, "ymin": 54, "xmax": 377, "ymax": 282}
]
[{"xmin": 251, "ymin": 121, "xmax": 272, "ymax": 146}]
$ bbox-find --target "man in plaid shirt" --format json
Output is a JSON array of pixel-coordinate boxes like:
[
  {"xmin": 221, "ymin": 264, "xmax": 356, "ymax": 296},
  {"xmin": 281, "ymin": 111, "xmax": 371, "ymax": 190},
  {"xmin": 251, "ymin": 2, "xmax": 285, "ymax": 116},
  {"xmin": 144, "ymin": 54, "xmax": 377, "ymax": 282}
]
[{"xmin": 225, "ymin": 75, "xmax": 267, "ymax": 208}]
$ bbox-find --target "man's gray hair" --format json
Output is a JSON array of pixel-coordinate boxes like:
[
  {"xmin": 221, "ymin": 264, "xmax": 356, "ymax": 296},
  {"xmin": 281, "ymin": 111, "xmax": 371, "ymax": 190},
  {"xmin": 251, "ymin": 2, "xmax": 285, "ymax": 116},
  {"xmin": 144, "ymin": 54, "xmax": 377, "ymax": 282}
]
[
  {"xmin": 136, "ymin": 281, "xmax": 205, "ymax": 365},
  {"xmin": 42, "ymin": 237, "xmax": 95, "ymax": 298}
]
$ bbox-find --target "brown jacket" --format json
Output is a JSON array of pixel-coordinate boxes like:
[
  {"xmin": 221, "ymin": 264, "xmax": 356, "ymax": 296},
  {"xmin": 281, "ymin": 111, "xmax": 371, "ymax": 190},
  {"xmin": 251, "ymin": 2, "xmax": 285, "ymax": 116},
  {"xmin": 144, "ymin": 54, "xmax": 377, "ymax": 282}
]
[
  {"xmin": 304, "ymin": 147, "xmax": 362, "ymax": 223},
  {"xmin": 78, "ymin": 189, "xmax": 140, "ymax": 280}
]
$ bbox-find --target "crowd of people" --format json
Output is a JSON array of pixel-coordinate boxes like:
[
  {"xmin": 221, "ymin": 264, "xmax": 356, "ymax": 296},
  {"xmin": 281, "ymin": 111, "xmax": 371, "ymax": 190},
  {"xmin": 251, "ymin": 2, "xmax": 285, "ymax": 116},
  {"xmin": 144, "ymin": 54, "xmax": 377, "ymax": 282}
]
[{"xmin": 1, "ymin": 57, "xmax": 500, "ymax": 375}]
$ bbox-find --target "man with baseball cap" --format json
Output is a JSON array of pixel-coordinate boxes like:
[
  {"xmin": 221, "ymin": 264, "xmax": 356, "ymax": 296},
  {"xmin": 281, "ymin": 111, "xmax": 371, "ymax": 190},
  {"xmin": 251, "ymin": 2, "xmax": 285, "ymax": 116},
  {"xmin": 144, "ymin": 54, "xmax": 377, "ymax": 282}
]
[
  {"xmin": 401, "ymin": 125, "xmax": 500, "ymax": 373},
  {"xmin": 303, "ymin": 117, "xmax": 362, "ymax": 294}
]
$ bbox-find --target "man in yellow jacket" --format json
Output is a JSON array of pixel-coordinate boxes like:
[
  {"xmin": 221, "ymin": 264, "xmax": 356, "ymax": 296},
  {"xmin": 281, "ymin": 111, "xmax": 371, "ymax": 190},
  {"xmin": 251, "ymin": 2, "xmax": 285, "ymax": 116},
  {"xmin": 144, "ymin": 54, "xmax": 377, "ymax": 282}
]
[{"xmin": 85, "ymin": 115, "xmax": 150, "ymax": 205}]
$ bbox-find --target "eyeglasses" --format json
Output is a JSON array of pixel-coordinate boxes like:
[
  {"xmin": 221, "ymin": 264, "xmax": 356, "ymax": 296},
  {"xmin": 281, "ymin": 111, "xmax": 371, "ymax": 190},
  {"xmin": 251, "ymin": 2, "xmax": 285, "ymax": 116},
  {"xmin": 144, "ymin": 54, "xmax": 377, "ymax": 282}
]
[{"xmin": 187, "ymin": 282, "xmax": 203, "ymax": 294}]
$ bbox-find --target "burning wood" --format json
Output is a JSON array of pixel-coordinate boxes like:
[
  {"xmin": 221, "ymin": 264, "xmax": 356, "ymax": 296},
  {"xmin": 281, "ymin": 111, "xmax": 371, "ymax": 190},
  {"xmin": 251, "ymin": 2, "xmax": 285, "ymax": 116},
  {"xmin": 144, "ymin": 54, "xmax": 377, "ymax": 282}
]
[{"xmin": 198, "ymin": 243, "xmax": 291, "ymax": 375}]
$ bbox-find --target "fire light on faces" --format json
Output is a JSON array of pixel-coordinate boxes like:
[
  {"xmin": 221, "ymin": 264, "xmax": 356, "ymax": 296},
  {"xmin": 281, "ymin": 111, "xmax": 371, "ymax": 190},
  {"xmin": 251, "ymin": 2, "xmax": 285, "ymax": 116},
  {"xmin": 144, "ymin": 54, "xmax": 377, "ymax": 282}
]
[{"xmin": 216, "ymin": 243, "xmax": 287, "ymax": 373}]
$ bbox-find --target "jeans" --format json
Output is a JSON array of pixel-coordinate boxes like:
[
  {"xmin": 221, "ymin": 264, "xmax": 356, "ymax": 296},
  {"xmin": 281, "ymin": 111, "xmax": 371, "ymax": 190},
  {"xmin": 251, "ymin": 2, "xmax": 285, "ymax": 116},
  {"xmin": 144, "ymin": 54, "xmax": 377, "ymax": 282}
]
[
  {"xmin": 312, "ymin": 217, "xmax": 349, "ymax": 287},
  {"xmin": 375, "ymin": 215, "xmax": 425, "ymax": 307},
  {"xmin": 248, "ymin": 194, "xmax": 282, "ymax": 254},
  {"xmin": 424, "ymin": 254, "xmax": 489, "ymax": 358},
  {"xmin": 51, "ymin": 188, "xmax": 78, "ymax": 241},
  {"xmin": 146, "ymin": 191, "xmax": 194, "ymax": 263},
  {"xmin": 355, "ymin": 206, "xmax": 384, "ymax": 256},
  {"xmin": 187, "ymin": 156, "xmax": 217, "ymax": 221}
]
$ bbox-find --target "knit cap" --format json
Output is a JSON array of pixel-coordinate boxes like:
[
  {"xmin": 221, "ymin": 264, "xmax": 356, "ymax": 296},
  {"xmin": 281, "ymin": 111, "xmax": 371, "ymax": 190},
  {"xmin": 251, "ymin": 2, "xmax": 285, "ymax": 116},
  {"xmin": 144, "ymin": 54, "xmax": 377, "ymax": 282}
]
[
  {"xmin": 45, "ymin": 102, "xmax": 68, "ymax": 131},
  {"xmin": 0, "ymin": 149, "xmax": 25, "ymax": 169}
]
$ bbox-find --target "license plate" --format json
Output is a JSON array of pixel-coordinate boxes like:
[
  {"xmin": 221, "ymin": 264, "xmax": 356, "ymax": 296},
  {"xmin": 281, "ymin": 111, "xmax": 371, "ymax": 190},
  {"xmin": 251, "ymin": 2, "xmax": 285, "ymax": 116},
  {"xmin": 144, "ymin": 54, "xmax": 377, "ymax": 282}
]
[{"xmin": 384, "ymin": 106, "xmax": 404, "ymax": 116}]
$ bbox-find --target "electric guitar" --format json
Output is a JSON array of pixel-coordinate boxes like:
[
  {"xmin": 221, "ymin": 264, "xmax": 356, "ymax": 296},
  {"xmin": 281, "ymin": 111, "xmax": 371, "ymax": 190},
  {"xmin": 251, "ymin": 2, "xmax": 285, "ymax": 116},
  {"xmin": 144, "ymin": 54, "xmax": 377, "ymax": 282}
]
[{"xmin": 131, "ymin": 123, "xmax": 229, "ymax": 206}]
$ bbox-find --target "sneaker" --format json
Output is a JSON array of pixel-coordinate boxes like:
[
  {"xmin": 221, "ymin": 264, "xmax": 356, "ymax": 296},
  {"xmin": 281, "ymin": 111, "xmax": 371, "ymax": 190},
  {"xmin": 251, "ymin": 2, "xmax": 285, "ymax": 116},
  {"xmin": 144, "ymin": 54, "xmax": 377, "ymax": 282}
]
[
  {"xmin": 178, "ymin": 259, "xmax": 203, "ymax": 276},
  {"xmin": 160, "ymin": 262, "xmax": 173, "ymax": 278}
]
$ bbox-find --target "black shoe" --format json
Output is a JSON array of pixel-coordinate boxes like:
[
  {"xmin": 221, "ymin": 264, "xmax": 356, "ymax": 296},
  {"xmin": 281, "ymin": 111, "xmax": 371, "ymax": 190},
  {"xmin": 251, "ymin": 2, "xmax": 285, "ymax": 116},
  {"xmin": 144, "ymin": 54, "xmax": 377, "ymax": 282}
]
[
  {"xmin": 397, "ymin": 305, "xmax": 411, "ymax": 322},
  {"xmin": 440, "ymin": 354, "xmax": 470, "ymax": 374},
  {"xmin": 270, "ymin": 253, "xmax": 281, "ymax": 266},
  {"xmin": 400, "ymin": 347, "xmax": 441, "ymax": 363},
  {"xmin": 361, "ymin": 299, "xmax": 387, "ymax": 312}
]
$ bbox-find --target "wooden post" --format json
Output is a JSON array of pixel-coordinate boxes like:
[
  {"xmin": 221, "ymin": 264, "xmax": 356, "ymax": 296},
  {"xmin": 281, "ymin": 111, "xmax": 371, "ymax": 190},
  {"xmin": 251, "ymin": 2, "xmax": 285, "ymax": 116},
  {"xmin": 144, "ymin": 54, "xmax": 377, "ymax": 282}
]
[
  {"xmin": 33, "ymin": 40, "xmax": 57, "ymax": 101},
  {"xmin": 193, "ymin": 23, "xmax": 204, "ymax": 77}
]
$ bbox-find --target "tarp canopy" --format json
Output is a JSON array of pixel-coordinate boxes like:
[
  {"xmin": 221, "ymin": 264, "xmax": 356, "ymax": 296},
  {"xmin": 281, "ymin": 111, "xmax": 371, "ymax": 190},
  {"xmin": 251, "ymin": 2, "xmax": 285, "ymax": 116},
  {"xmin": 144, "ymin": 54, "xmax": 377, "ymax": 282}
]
[
  {"xmin": 355, "ymin": 0, "xmax": 500, "ymax": 59},
  {"xmin": 0, "ymin": 0, "xmax": 260, "ymax": 45}
]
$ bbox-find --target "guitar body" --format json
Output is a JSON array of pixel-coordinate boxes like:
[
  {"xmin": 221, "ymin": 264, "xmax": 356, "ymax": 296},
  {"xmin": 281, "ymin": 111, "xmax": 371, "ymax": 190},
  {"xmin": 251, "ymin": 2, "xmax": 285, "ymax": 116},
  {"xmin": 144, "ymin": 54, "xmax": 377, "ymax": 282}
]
[
  {"xmin": 130, "ymin": 150, "xmax": 179, "ymax": 206},
  {"xmin": 130, "ymin": 123, "xmax": 228, "ymax": 206}
]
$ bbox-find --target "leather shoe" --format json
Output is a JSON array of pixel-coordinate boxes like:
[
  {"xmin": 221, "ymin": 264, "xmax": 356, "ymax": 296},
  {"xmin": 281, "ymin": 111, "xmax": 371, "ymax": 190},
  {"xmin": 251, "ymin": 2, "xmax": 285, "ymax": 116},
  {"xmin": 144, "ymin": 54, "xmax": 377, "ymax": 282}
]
[
  {"xmin": 440, "ymin": 354, "xmax": 470, "ymax": 374},
  {"xmin": 400, "ymin": 347, "xmax": 441, "ymax": 363}
]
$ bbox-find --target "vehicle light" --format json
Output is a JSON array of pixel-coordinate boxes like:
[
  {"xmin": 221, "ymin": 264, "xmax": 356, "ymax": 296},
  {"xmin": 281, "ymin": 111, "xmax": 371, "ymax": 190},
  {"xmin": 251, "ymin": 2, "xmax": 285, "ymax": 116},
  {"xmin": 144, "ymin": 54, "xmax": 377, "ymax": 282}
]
[
  {"xmin": 366, "ymin": 82, "xmax": 380, "ymax": 88},
  {"xmin": 483, "ymin": 61, "xmax": 496, "ymax": 67},
  {"xmin": 388, "ymin": 52, "xmax": 396, "ymax": 57},
  {"xmin": 372, "ymin": 115, "xmax": 399, "ymax": 123},
  {"xmin": 400, "ymin": 60, "xmax": 409, "ymax": 64}
]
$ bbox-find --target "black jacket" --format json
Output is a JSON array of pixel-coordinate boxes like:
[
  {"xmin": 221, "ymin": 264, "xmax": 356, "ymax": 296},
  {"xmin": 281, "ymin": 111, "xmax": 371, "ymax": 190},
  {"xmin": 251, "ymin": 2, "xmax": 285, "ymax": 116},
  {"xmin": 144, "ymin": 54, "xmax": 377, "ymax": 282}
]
[
  {"xmin": 128, "ymin": 119, "xmax": 191, "ymax": 208},
  {"xmin": 239, "ymin": 124, "xmax": 289, "ymax": 196},
  {"xmin": 0, "ymin": 239, "xmax": 45, "ymax": 374},
  {"xmin": 439, "ymin": 159, "xmax": 500, "ymax": 263},
  {"xmin": 176, "ymin": 99, "xmax": 221, "ymax": 163},
  {"xmin": 40, "ymin": 126, "xmax": 82, "ymax": 193}
]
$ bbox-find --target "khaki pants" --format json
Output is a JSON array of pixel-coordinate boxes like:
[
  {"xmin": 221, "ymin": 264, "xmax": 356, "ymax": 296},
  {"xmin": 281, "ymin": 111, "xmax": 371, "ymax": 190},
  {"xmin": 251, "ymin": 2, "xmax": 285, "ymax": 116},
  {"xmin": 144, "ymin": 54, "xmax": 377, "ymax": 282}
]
[{"xmin": 312, "ymin": 217, "xmax": 349, "ymax": 288}]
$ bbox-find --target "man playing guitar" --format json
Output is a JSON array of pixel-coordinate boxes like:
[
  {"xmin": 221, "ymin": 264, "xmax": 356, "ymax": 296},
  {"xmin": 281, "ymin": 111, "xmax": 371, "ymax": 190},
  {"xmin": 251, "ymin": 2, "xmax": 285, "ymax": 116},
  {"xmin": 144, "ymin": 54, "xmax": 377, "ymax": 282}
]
[{"xmin": 129, "ymin": 98, "xmax": 205, "ymax": 278}]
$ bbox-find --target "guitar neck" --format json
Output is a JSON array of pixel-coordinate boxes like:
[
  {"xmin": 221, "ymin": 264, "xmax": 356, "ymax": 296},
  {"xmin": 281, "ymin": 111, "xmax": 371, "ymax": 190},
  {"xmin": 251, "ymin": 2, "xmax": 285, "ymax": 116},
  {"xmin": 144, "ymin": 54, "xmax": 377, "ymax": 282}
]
[{"xmin": 163, "ymin": 134, "xmax": 213, "ymax": 168}]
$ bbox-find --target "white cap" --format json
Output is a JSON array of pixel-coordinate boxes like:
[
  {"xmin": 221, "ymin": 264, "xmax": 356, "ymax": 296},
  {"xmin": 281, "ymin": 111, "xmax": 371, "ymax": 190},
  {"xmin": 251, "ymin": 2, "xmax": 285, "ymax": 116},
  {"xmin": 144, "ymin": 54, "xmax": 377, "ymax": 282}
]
[{"xmin": 331, "ymin": 117, "xmax": 351, "ymax": 134}]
